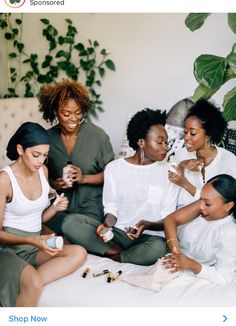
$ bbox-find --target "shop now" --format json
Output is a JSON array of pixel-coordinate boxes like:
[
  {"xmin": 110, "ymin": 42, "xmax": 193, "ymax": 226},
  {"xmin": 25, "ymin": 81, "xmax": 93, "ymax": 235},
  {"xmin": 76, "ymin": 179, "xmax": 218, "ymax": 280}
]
[{"xmin": 9, "ymin": 315, "xmax": 48, "ymax": 323}]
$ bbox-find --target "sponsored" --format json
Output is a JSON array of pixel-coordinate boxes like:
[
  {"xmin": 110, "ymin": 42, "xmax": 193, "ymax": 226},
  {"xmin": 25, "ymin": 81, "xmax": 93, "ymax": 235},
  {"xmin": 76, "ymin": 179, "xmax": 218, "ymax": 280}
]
[{"xmin": 30, "ymin": 0, "xmax": 64, "ymax": 5}]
